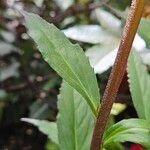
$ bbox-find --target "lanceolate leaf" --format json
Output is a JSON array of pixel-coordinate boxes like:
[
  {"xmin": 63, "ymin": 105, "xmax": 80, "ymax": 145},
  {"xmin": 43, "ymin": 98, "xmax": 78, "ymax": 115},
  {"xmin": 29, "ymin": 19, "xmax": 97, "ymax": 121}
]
[
  {"xmin": 127, "ymin": 51, "xmax": 150, "ymax": 121},
  {"xmin": 57, "ymin": 81, "xmax": 94, "ymax": 150},
  {"xmin": 23, "ymin": 12, "xmax": 100, "ymax": 116},
  {"xmin": 138, "ymin": 19, "xmax": 150, "ymax": 48},
  {"xmin": 21, "ymin": 118, "xmax": 58, "ymax": 144},
  {"xmin": 103, "ymin": 119, "xmax": 150, "ymax": 149}
]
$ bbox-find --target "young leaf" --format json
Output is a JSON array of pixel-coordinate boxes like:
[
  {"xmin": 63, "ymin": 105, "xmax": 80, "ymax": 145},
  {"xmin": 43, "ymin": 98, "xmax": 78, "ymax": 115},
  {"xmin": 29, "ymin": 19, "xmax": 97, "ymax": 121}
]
[
  {"xmin": 138, "ymin": 19, "xmax": 150, "ymax": 48},
  {"xmin": 103, "ymin": 119, "xmax": 150, "ymax": 149},
  {"xmin": 23, "ymin": 12, "xmax": 100, "ymax": 116},
  {"xmin": 21, "ymin": 118, "xmax": 58, "ymax": 144},
  {"xmin": 57, "ymin": 81, "xmax": 94, "ymax": 150},
  {"xmin": 127, "ymin": 51, "xmax": 150, "ymax": 121}
]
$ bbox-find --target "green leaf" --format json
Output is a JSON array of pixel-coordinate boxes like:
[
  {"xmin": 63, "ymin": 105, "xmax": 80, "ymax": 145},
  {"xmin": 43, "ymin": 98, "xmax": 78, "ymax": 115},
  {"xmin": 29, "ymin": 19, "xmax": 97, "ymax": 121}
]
[
  {"xmin": 105, "ymin": 143, "xmax": 124, "ymax": 150},
  {"xmin": 21, "ymin": 118, "xmax": 58, "ymax": 144},
  {"xmin": 23, "ymin": 12, "xmax": 100, "ymax": 116},
  {"xmin": 138, "ymin": 19, "xmax": 150, "ymax": 48},
  {"xmin": 57, "ymin": 81, "xmax": 94, "ymax": 150},
  {"xmin": 127, "ymin": 51, "xmax": 150, "ymax": 121},
  {"xmin": 103, "ymin": 119, "xmax": 150, "ymax": 149},
  {"xmin": 46, "ymin": 140, "xmax": 59, "ymax": 150}
]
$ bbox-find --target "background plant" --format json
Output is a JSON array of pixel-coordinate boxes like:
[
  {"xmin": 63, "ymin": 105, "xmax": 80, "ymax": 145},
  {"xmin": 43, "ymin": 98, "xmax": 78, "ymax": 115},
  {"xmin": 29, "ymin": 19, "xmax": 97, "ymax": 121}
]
[{"xmin": 1, "ymin": 0, "xmax": 150, "ymax": 149}]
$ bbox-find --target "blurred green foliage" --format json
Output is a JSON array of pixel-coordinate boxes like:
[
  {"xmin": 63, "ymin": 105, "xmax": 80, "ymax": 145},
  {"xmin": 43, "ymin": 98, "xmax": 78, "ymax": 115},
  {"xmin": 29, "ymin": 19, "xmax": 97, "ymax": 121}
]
[{"xmin": 1, "ymin": 0, "xmax": 150, "ymax": 149}]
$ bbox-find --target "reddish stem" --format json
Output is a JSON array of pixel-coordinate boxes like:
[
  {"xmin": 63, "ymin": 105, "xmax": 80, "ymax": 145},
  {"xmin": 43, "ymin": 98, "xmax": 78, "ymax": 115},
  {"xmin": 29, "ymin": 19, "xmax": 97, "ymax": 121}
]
[{"xmin": 90, "ymin": 0, "xmax": 145, "ymax": 150}]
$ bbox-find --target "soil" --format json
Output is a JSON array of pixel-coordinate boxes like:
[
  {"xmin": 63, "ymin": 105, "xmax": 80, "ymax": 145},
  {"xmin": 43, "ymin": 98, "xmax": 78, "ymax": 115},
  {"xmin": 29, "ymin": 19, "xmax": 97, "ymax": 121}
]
[{"xmin": 0, "ymin": 122, "xmax": 47, "ymax": 150}]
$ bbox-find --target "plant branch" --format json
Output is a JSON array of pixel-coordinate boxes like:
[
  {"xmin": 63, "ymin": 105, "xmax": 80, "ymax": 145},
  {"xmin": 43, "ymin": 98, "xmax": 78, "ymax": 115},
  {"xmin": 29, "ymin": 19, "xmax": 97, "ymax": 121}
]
[{"xmin": 90, "ymin": 0, "xmax": 145, "ymax": 150}]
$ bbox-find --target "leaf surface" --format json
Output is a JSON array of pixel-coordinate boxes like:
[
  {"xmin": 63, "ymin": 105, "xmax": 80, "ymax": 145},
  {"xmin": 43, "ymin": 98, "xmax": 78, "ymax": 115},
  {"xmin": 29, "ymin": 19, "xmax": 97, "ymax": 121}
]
[
  {"xmin": 127, "ymin": 51, "xmax": 150, "ymax": 121},
  {"xmin": 103, "ymin": 119, "xmax": 150, "ymax": 149},
  {"xmin": 57, "ymin": 81, "xmax": 94, "ymax": 150},
  {"xmin": 138, "ymin": 19, "xmax": 150, "ymax": 48},
  {"xmin": 23, "ymin": 12, "xmax": 100, "ymax": 116}
]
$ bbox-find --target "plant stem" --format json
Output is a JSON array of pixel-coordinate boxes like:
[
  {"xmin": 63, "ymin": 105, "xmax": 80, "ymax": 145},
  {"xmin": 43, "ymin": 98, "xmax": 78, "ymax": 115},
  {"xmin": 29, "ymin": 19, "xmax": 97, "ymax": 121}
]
[{"xmin": 90, "ymin": 0, "xmax": 145, "ymax": 150}]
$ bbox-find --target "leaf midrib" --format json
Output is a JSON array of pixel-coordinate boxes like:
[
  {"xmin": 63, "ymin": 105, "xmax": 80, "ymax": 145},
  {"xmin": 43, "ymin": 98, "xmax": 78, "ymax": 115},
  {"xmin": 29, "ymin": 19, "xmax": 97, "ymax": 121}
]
[{"xmin": 37, "ymin": 24, "xmax": 97, "ymax": 116}]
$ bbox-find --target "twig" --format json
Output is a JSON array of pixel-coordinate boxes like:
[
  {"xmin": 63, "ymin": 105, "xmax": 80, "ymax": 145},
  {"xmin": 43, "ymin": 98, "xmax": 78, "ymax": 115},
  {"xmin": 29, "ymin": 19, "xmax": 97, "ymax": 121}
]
[{"xmin": 90, "ymin": 0, "xmax": 145, "ymax": 149}]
